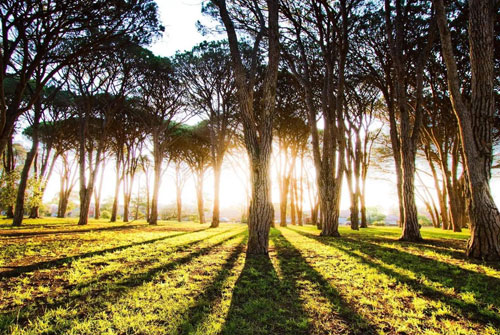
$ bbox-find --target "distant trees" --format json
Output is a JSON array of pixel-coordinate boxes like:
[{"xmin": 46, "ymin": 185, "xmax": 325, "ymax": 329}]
[
  {"xmin": 282, "ymin": 0, "xmax": 353, "ymax": 237},
  {"xmin": 344, "ymin": 83, "xmax": 381, "ymax": 229},
  {"xmin": 1, "ymin": 0, "xmax": 498, "ymax": 262},
  {"xmin": 181, "ymin": 123, "xmax": 211, "ymax": 224},
  {"xmin": 0, "ymin": 0, "xmax": 162, "ymax": 158},
  {"xmin": 135, "ymin": 52, "xmax": 186, "ymax": 225},
  {"xmin": 176, "ymin": 41, "xmax": 237, "ymax": 228},
  {"xmin": 273, "ymin": 71, "xmax": 309, "ymax": 227}
]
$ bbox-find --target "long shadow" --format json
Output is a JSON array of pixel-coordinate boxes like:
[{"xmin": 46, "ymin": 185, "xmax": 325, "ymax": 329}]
[
  {"xmin": 176, "ymin": 235, "xmax": 247, "ymax": 334},
  {"xmin": 0, "ymin": 229, "xmax": 234, "ymax": 325},
  {"xmin": 220, "ymin": 234, "xmax": 310, "ymax": 335},
  {"xmin": 343, "ymin": 232, "xmax": 469, "ymax": 262},
  {"xmin": 0, "ymin": 228, "xmax": 211, "ymax": 279},
  {"xmin": 273, "ymin": 229, "xmax": 377, "ymax": 335},
  {"xmin": 290, "ymin": 227, "xmax": 500, "ymax": 328},
  {"xmin": 0, "ymin": 224, "xmax": 144, "ymax": 237},
  {"xmin": 2, "ymin": 229, "xmax": 246, "ymax": 332}
]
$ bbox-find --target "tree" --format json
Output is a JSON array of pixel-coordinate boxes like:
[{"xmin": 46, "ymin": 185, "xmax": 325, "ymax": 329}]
[
  {"xmin": 344, "ymin": 83, "xmax": 380, "ymax": 230},
  {"xmin": 433, "ymin": 0, "xmax": 500, "ymax": 259},
  {"xmin": 282, "ymin": 0, "xmax": 352, "ymax": 236},
  {"xmin": 135, "ymin": 51, "xmax": 186, "ymax": 225},
  {"xmin": 182, "ymin": 123, "xmax": 212, "ymax": 224},
  {"xmin": 209, "ymin": 0, "xmax": 280, "ymax": 254},
  {"xmin": 176, "ymin": 40, "xmax": 237, "ymax": 228},
  {"xmin": 273, "ymin": 71, "xmax": 309, "ymax": 227},
  {"xmin": 382, "ymin": 0, "xmax": 437, "ymax": 241},
  {"xmin": 12, "ymin": 84, "xmax": 69, "ymax": 225},
  {"xmin": 0, "ymin": 0, "xmax": 162, "ymax": 157},
  {"xmin": 69, "ymin": 50, "xmax": 128, "ymax": 225}
]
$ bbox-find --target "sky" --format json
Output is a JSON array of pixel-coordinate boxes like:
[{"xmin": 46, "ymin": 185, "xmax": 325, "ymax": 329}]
[
  {"xmin": 150, "ymin": 0, "xmax": 219, "ymax": 57},
  {"xmin": 41, "ymin": 0, "xmax": 500, "ymax": 217}
]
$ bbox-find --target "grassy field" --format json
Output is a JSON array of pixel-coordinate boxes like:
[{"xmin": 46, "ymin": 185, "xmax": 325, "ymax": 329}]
[{"xmin": 0, "ymin": 219, "xmax": 499, "ymax": 335}]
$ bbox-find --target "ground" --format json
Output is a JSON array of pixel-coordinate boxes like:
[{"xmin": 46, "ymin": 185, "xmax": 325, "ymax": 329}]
[{"xmin": 0, "ymin": 219, "xmax": 499, "ymax": 335}]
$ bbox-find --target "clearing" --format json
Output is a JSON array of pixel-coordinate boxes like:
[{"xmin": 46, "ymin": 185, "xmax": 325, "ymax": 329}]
[{"xmin": 0, "ymin": 220, "xmax": 499, "ymax": 335}]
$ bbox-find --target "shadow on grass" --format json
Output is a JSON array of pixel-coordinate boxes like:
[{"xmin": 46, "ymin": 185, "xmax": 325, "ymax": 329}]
[
  {"xmin": 290, "ymin": 227, "xmax": 500, "ymax": 328},
  {"xmin": 0, "ymin": 228, "xmax": 210, "ymax": 279},
  {"xmin": 0, "ymin": 224, "xmax": 144, "ymax": 237},
  {"xmin": 273, "ymin": 229, "xmax": 377, "ymax": 335},
  {"xmin": 220, "ymin": 243, "xmax": 309, "ymax": 335},
  {"xmin": 1, "ymin": 229, "xmax": 246, "ymax": 332},
  {"xmin": 176, "ymin": 236, "xmax": 248, "ymax": 334},
  {"xmin": 338, "ymin": 228, "xmax": 469, "ymax": 260}
]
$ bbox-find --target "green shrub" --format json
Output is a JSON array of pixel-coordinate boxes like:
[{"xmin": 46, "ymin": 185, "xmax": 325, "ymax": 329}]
[
  {"xmin": 373, "ymin": 220, "xmax": 385, "ymax": 226},
  {"xmin": 101, "ymin": 210, "xmax": 111, "ymax": 219},
  {"xmin": 418, "ymin": 214, "xmax": 432, "ymax": 227}
]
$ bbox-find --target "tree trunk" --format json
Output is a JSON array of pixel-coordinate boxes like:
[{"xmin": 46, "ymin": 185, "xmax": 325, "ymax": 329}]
[
  {"xmin": 176, "ymin": 183, "xmax": 182, "ymax": 222},
  {"xmin": 279, "ymin": 176, "xmax": 290, "ymax": 227},
  {"xmin": 399, "ymin": 154, "xmax": 422, "ymax": 241},
  {"xmin": 58, "ymin": 195, "xmax": 69, "ymax": 218},
  {"xmin": 145, "ymin": 172, "xmax": 150, "ymax": 222},
  {"xmin": 213, "ymin": 0, "xmax": 279, "ymax": 255},
  {"xmin": 211, "ymin": 160, "xmax": 222, "ymax": 227},
  {"xmin": 149, "ymin": 151, "xmax": 161, "ymax": 225},
  {"xmin": 110, "ymin": 158, "xmax": 121, "ymax": 222},
  {"xmin": 434, "ymin": 0, "xmax": 500, "ymax": 259},
  {"xmin": 312, "ymin": 203, "xmax": 319, "ymax": 227},
  {"xmin": 79, "ymin": 187, "xmax": 92, "ymax": 225},
  {"xmin": 360, "ymin": 175, "xmax": 368, "ymax": 228},
  {"xmin": 318, "ymin": 167, "xmax": 341, "ymax": 237},
  {"xmin": 290, "ymin": 180, "xmax": 296, "ymax": 226},
  {"xmin": 29, "ymin": 206, "xmax": 39, "ymax": 219},
  {"xmin": 12, "ymin": 120, "xmax": 39, "ymax": 226},
  {"xmin": 350, "ymin": 192, "xmax": 359, "ymax": 231},
  {"xmin": 195, "ymin": 170, "xmax": 205, "ymax": 224},
  {"xmin": 123, "ymin": 194, "xmax": 130, "ymax": 222},
  {"xmin": 94, "ymin": 161, "xmax": 105, "ymax": 219},
  {"xmin": 247, "ymin": 158, "xmax": 274, "ymax": 254},
  {"xmin": 295, "ymin": 173, "xmax": 303, "ymax": 226}
]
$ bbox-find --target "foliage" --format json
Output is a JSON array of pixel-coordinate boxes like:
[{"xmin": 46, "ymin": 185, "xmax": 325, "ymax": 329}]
[
  {"xmin": 372, "ymin": 220, "xmax": 385, "ymax": 226},
  {"xmin": 100, "ymin": 210, "xmax": 111, "ymax": 220},
  {"xmin": 0, "ymin": 171, "xmax": 19, "ymax": 211},
  {"xmin": 418, "ymin": 214, "xmax": 433, "ymax": 227},
  {"xmin": 366, "ymin": 207, "xmax": 386, "ymax": 223},
  {"xmin": 25, "ymin": 178, "xmax": 44, "ymax": 211}
]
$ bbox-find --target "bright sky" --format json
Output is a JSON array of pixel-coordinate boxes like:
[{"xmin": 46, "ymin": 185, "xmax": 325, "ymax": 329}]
[
  {"xmin": 41, "ymin": 0, "xmax": 500, "ymax": 218},
  {"xmin": 150, "ymin": 0, "xmax": 220, "ymax": 57}
]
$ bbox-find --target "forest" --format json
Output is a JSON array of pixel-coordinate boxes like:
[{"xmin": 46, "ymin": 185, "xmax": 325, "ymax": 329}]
[{"xmin": 0, "ymin": 0, "xmax": 499, "ymax": 334}]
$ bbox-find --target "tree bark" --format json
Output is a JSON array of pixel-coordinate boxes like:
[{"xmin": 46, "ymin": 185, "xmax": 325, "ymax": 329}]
[
  {"xmin": 94, "ymin": 160, "xmax": 105, "ymax": 219},
  {"xmin": 434, "ymin": 0, "xmax": 500, "ymax": 259},
  {"xmin": 360, "ymin": 175, "xmax": 368, "ymax": 228},
  {"xmin": 290, "ymin": 179, "xmax": 296, "ymax": 226},
  {"xmin": 195, "ymin": 170, "xmax": 205, "ymax": 224},
  {"xmin": 213, "ymin": 0, "xmax": 279, "ymax": 254},
  {"xmin": 123, "ymin": 194, "xmax": 130, "ymax": 222},
  {"xmin": 12, "ymin": 107, "xmax": 41, "ymax": 226},
  {"xmin": 12, "ymin": 136, "xmax": 38, "ymax": 226},
  {"xmin": 211, "ymin": 160, "xmax": 222, "ymax": 227},
  {"xmin": 149, "ymin": 145, "xmax": 162, "ymax": 225},
  {"xmin": 247, "ymin": 157, "xmax": 274, "ymax": 253},
  {"xmin": 110, "ymin": 157, "xmax": 121, "ymax": 222}
]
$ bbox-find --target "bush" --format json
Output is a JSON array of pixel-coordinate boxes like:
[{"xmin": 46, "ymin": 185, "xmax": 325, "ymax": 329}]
[
  {"xmin": 373, "ymin": 220, "xmax": 385, "ymax": 226},
  {"xmin": 418, "ymin": 214, "xmax": 432, "ymax": 227},
  {"xmin": 101, "ymin": 210, "xmax": 111, "ymax": 219}
]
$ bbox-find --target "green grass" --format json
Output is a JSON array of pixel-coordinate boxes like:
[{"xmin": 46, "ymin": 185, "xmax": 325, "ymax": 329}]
[{"xmin": 1, "ymin": 220, "xmax": 499, "ymax": 334}]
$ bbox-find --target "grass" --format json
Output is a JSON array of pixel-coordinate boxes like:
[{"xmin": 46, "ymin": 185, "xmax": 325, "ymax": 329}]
[{"xmin": 1, "ymin": 219, "xmax": 499, "ymax": 334}]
